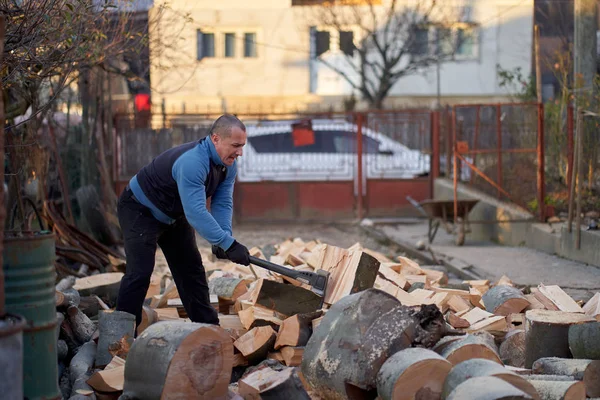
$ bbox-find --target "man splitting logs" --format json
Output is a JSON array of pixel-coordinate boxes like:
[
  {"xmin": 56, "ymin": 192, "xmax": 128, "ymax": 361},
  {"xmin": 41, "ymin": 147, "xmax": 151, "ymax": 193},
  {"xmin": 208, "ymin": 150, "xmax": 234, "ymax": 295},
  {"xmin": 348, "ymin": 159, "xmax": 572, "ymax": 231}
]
[{"xmin": 116, "ymin": 114, "xmax": 251, "ymax": 329}]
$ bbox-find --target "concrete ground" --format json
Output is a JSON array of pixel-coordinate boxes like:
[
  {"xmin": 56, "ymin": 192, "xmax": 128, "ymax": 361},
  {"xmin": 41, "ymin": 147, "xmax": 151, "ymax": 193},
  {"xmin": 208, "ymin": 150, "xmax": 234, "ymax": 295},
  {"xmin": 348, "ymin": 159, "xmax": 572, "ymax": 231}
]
[{"xmin": 376, "ymin": 219, "xmax": 600, "ymax": 302}]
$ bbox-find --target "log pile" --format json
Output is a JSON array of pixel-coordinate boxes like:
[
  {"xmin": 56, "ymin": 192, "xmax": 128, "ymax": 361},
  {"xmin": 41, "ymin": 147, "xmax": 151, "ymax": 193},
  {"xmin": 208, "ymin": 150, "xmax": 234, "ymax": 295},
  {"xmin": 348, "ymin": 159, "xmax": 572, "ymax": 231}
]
[{"xmin": 52, "ymin": 236, "xmax": 600, "ymax": 400}]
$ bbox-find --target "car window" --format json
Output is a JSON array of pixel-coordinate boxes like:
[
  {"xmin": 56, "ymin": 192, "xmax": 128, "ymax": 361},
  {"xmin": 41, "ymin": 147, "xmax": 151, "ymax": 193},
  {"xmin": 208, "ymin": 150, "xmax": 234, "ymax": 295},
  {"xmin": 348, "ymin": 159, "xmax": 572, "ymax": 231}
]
[{"xmin": 248, "ymin": 130, "xmax": 386, "ymax": 154}]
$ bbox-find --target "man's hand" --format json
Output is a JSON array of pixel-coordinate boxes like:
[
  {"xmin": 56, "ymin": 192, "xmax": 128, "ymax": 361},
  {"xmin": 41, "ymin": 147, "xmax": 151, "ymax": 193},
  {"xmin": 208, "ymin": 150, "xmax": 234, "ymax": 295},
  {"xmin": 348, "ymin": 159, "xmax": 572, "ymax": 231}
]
[
  {"xmin": 225, "ymin": 241, "xmax": 250, "ymax": 266},
  {"xmin": 211, "ymin": 245, "xmax": 227, "ymax": 260}
]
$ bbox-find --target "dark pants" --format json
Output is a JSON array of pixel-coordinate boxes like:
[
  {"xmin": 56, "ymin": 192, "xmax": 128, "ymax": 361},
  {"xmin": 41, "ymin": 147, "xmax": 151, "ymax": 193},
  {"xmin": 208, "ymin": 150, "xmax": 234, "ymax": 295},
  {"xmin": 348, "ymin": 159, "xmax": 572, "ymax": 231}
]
[{"xmin": 116, "ymin": 187, "xmax": 219, "ymax": 328}]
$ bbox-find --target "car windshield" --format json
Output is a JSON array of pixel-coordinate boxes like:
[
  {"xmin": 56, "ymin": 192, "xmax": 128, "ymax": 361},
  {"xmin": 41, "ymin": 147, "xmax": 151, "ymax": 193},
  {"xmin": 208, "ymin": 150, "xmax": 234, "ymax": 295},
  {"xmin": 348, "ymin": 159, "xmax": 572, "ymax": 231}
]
[{"xmin": 247, "ymin": 130, "xmax": 391, "ymax": 154}]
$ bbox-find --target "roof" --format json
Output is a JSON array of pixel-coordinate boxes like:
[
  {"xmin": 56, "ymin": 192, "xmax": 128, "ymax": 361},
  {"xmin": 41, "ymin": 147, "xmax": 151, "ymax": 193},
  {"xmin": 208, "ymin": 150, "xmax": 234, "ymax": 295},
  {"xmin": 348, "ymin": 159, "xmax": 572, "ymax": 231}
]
[{"xmin": 93, "ymin": 0, "xmax": 154, "ymax": 12}]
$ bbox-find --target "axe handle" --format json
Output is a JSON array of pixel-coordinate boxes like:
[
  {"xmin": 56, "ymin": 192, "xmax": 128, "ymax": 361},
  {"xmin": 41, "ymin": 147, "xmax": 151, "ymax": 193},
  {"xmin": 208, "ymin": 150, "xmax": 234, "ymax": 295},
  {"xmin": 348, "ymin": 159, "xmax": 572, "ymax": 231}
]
[{"xmin": 249, "ymin": 256, "xmax": 298, "ymax": 277}]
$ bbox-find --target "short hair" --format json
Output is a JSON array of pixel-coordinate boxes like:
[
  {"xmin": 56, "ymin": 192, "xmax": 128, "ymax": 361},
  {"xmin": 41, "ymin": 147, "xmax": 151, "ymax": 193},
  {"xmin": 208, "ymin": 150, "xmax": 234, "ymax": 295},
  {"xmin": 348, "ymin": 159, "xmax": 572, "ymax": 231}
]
[{"xmin": 210, "ymin": 114, "xmax": 246, "ymax": 138}]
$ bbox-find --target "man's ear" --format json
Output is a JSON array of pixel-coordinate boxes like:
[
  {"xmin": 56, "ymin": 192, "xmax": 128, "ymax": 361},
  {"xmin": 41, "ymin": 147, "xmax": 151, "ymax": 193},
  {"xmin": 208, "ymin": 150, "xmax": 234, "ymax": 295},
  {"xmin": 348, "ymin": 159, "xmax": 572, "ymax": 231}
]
[{"xmin": 211, "ymin": 133, "xmax": 219, "ymax": 144}]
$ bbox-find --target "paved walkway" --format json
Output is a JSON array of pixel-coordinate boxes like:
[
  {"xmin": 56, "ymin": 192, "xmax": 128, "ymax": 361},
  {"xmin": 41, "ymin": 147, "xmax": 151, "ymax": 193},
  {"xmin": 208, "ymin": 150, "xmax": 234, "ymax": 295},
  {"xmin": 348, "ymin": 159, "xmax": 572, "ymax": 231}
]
[{"xmin": 377, "ymin": 220, "xmax": 600, "ymax": 302}]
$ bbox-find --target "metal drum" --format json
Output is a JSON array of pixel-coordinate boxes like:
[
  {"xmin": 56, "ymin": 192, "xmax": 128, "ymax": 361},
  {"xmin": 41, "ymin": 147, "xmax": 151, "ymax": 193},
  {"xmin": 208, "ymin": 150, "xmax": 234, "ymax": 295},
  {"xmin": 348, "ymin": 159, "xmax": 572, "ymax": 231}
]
[
  {"xmin": 3, "ymin": 231, "xmax": 60, "ymax": 400},
  {"xmin": 0, "ymin": 313, "xmax": 26, "ymax": 400}
]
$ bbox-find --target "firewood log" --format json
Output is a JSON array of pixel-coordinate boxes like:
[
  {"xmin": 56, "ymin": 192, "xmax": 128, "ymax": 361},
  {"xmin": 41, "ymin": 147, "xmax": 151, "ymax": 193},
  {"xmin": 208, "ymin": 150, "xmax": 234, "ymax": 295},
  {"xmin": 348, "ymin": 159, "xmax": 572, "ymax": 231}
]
[
  {"xmin": 69, "ymin": 341, "xmax": 97, "ymax": 385},
  {"xmin": 57, "ymin": 339, "xmax": 69, "ymax": 362},
  {"xmin": 301, "ymin": 289, "xmax": 445, "ymax": 398},
  {"xmin": 436, "ymin": 333, "xmax": 502, "ymax": 365},
  {"xmin": 447, "ymin": 376, "xmax": 533, "ymax": 399},
  {"xmin": 96, "ymin": 310, "xmax": 136, "ymax": 367},
  {"xmin": 249, "ymin": 279, "xmax": 323, "ymax": 317},
  {"xmin": 441, "ymin": 358, "xmax": 539, "ymax": 400},
  {"xmin": 73, "ymin": 273, "xmax": 123, "ymax": 306},
  {"xmin": 280, "ymin": 347, "xmax": 304, "ymax": 367},
  {"xmin": 568, "ymin": 321, "xmax": 600, "ymax": 359},
  {"xmin": 524, "ymin": 310, "xmax": 594, "ymax": 368},
  {"xmin": 56, "ymin": 288, "xmax": 81, "ymax": 308},
  {"xmin": 60, "ymin": 316, "xmax": 81, "ymax": 353},
  {"xmin": 527, "ymin": 380, "xmax": 586, "ymax": 400},
  {"xmin": 376, "ymin": 348, "xmax": 452, "ymax": 400},
  {"xmin": 67, "ymin": 305, "xmax": 96, "ymax": 343},
  {"xmin": 233, "ymin": 326, "xmax": 277, "ymax": 364},
  {"xmin": 532, "ymin": 357, "xmax": 600, "ymax": 397},
  {"xmin": 500, "ymin": 329, "xmax": 526, "ymax": 368},
  {"xmin": 483, "ymin": 285, "xmax": 530, "ymax": 316},
  {"xmin": 56, "ymin": 276, "xmax": 77, "ymax": 292},
  {"xmin": 274, "ymin": 311, "xmax": 321, "ymax": 350},
  {"xmin": 209, "ymin": 277, "xmax": 249, "ymax": 301},
  {"xmin": 259, "ymin": 368, "xmax": 310, "ymax": 400}
]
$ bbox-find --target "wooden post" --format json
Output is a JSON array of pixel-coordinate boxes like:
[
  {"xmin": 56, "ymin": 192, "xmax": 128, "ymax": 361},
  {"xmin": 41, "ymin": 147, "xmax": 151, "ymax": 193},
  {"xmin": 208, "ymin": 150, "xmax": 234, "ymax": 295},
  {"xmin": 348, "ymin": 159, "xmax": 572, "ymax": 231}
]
[
  {"xmin": 535, "ymin": 25, "xmax": 543, "ymax": 104},
  {"xmin": 537, "ymin": 103, "xmax": 545, "ymax": 221},
  {"xmin": 568, "ymin": 111, "xmax": 582, "ymax": 233},
  {"xmin": 496, "ymin": 104, "xmax": 503, "ymax": 199},
  {"xmin": 576, "ymin": 112, "xmax": 584, "ymax": 249},
  {"xmin": 356, "ymin": 113, "xmax": 364, "ymax": 220},
  {"xmin": 452, "ymin": 108, "xmax": 458, "ymax": 224},
  {"xmin": 0, "ymin": 15, "xmax": 5, "ymax": 316}
]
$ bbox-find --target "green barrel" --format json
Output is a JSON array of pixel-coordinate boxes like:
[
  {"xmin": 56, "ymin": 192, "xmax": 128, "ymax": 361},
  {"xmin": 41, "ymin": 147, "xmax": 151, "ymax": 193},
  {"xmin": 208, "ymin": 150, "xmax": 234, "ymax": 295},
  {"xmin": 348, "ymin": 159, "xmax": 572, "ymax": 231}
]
[{"xmin": 3, "ymin": 232, "xmax": 60, "ymax": 400}]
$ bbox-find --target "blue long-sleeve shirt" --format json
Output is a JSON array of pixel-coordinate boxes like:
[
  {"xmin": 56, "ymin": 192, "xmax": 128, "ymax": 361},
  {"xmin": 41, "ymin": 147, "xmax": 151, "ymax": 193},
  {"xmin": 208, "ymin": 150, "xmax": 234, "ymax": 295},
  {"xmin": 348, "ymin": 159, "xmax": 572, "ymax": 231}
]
[{"xmin": 129, "ymin": 137, "xmax": 235, "ymax": 250}]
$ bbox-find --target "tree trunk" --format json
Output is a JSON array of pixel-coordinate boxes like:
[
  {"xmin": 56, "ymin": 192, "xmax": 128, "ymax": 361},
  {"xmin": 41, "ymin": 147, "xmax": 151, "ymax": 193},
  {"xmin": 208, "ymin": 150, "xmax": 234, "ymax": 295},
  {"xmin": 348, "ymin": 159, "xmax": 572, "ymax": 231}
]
[
  {"xmin": 121, "ymin": 321, "xmax": 233, "ymax": 400},
  {"xmin": 483, "ymin": 285, "xmax": 530, "ymax": 316},
  {"xmin": 500, "ymin": 330, "xmax": 526, "ymax": 368},
  {"xmin": 524, "ymin": 310, "xmax": 594, "ymax": 368},
  {"xmin": 436, "ymin": 334, "xmax": 502, "ymax": 365},
  {"xmin": 441, "ymin": 358, "xmax": 538, "ymax": 400},
  {"xmin": 527, "ymin": 380, "xmax": 585, "ymax": 400},
  {"xmin": 532, "ymin": 358, "xmax": 600, "ymax": 397},
  {"xmin": 446, "ymin": 376, "xmax": 533, "ymax": 400},
  {"xmin": 568, "ymin": 321, "xmax": 600, "ymax": 359},
  {"xmin": 376, "ymin": 348, "xmax": 452, "ymax": 400},
  {"xmin": 96, "ymin": 310, "xmax": 136, "ymax": 368},
  {"xmin": 301, "ymin": 289, "xmax": 445, "ymax": 399}
]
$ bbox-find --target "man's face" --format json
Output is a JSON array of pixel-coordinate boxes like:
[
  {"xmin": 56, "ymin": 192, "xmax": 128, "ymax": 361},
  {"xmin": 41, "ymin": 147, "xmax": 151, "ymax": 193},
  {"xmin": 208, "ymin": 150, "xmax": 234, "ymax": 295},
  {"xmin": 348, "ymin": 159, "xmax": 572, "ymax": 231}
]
[{"xmin": 211, "ymin": 127, "xmax": 247, "ymax": 166}]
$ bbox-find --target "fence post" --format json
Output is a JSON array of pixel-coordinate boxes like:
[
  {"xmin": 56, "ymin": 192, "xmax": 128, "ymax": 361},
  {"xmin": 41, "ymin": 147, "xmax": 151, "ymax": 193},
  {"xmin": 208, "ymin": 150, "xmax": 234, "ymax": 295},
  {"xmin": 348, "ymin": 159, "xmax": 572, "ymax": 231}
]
[
  {"xmin": 356, "ymin": 113, "xmax": 364, "ymax": 220},
  {"xmin": 537, "ymin": 103, "xmax": 546, "ymax": 222},
  {"xmin": 496, "ymin": 104, "xmax": 503, "ymax": 199},
  {"xmin": 567, "ymin": 106, "xmax": 574, "ymax": 205},
  {"xmin": 452, "ymin": 107, "xmax": 458, "ymax": 223},
  {"xmin": 431, "ymin": 111, "xmax": 440, "ymax": 200}
]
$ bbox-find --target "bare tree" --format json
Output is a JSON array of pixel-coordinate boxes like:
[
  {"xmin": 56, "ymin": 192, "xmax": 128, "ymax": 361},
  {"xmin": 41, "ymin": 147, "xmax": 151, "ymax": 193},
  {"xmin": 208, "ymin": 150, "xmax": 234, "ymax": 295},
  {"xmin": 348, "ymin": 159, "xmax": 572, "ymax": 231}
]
[{"xmin": 309, "ymin": 0, "xmax": 469, "ymax": 109}]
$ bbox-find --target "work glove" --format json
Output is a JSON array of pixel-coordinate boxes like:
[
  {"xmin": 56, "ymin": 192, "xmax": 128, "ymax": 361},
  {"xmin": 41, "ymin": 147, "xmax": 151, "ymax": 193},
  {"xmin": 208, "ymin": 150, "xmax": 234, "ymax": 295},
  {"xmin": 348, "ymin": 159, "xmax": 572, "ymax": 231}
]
[
  {"xmin": 211, "ymin": 245, "xmax": 227, "ymax": 260},
  {"xmin": 225, "ymin": 240, "xmax": 250, "ymax": 266}
]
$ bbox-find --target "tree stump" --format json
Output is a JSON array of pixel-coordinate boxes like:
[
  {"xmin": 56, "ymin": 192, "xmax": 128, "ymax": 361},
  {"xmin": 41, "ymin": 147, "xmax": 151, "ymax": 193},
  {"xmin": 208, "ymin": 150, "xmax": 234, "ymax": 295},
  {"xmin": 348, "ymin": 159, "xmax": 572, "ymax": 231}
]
[
  {"xmin": 528, "ymin": 380, "xmax": 586, "ymax": 400},
  {"xmin": 376, "ymin": 348, "xmax": 452, "ymax": 400},
  {"xmin": 436, "ymin": 334, "xmax": 502, "ymax": 365},
  {"xmin": 483, "ymin": 285, "xmax": 530, "ymax": 316},
  {"xmin": 500, "ymin": 330, "xmax": 526, "ymax": 368},
  {"xmin": 442, "ymin": 358, "xmax": 539, "ymax": 400},
  {"xmin": 568, "ymin": 321, "xmax": 600, "ymax": 359},
  {"xmin": 121, "ymin": 321, "xmax": 233, "ymax": 400},
  {"xmin": 532, "ymin": 357, "xmax": 600, "ymax": 397},
  {"xmin": 96, "ymin": 310, "xmax": 136, "ymax": 367},
  {"xmin": 447, "ymin": 376, "xmax": 533, "ymax": 400},
  {"xmin": 524, "ymin": 310, "xmax": 593, "ymax": 368},
  {"xmin": 301, "ymin": 289, "xmax": 445, "ymax": 399}
]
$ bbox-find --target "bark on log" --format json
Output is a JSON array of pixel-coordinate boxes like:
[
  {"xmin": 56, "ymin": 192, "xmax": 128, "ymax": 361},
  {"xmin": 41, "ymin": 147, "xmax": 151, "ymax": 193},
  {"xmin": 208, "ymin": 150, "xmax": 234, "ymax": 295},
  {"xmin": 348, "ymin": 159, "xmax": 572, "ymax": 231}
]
[
  {"xmin": 209, "ymin": 277, "xmax": 249, "ymax": 301},
  {"xmin": 67, "ymin": 305, "xmax": 97, "ymax": 343},
  {"xmin": 436, "ymin": 334, "xmax": 502, "ymax": 365},
  {"xmin": 441, "ymin": 358, "xmax": 539, "ymax": 400},
  {"xmin": 524, "ymin": 310, "xmax": 594, "ymax": 368},
  {"xmin": 70, "ymin": 341, "xmax": 97, "ymax": 385},
  {"xmin": 71, "ymin": 374, "xmax": 96, "ymax": 400},
  {"xmin": 483, "ymin": 285, "xmax": 530, "ymax": 316},
  {"xmin": 60, "ymin": 316, "xmax": 81, "ymax": 353},
  {"xmin": 432, "ymin": 335, "xmax": 466, "ymax": 354},
  {"xmin": 525, "ymin": 375, "xmax": 576, "ymax": 382},
  {"xmin": 446, "ymin": 376, "xmax": 533, "ymax": 400},
  {"xmin": 58, "ymin": 339, "xmax": 69, "ymax": 362},
  {"xmin": 532, "ymin": 357, "xmax": 600, "ymax": 397},
  {"xmin": 376, "ymin": 348, "xmax": 452, "ymax": 400},
  {"xmin": 57, "ymin": 312, "xmax": 65, "ymax": 338},
  {"xmin": 57, "ymin": 276, "xmax": 77, "ymax": 292},
  {"xmin": 56, "ymin": 288, "xmax": 81, "ymax": 308},
  {"xmin": 121, "ymin": 321, "xmax": 233, "ymax": 400},
  {"xmin": 500, "ymin": 330, "xmax": 526, "ymax": 368},
  {"xmin": 301, "ymin": 289, "xmax": 445, "ymax": 399},
  {"xmin": 528, "ymin": 380, "xmax": 586, "ymax": 400},
  {"xmin": 96, "ymin": 310, "xmax": 136, "ymax": 367},
  {"xmin": 568, "ymin": 321, "xmax": 600, "ymax": 359}
]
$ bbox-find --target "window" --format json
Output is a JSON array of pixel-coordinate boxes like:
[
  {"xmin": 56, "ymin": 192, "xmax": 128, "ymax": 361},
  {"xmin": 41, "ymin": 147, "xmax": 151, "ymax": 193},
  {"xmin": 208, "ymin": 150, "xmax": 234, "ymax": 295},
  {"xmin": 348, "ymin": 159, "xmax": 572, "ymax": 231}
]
[
  {"xmin": 315, "ymin": 30, "xmax": 330, "ymax": 57},
  {"xmin": 339, "ymin": 31, "xmax": 354, "ymax": 56},
  {"xmin": 456, "ymin": 27, "xmax": 476, "ymax": 57},
  {"xmin": 437, "ymin": 28, "xmax": 454, "ymax": 56},
  {"xmin": 224, "ymin": 33, "xmax": 236, "ymax": 58},
  {"xmin": 411, "ymin": 27, "xmax": 430, "ymax": 56},
  {"xmin": 244, "ymin": 33, "xmax": 257, "ymax": 57},
  {"xmin": 197, "ymin": 30, "xmax": 214, "ymax": 60}
]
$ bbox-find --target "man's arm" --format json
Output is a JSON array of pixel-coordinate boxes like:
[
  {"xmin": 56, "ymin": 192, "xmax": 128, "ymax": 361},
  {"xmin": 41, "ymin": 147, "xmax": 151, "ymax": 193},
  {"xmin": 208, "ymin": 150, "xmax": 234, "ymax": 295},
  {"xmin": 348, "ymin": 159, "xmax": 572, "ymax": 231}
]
[
  {"xmin": 210, "ymin": 163, "xmax": 236, "ymax": 237},
  {"xmin": 172, "ymin": 155, "xmax": 234, "ymax": 250}
]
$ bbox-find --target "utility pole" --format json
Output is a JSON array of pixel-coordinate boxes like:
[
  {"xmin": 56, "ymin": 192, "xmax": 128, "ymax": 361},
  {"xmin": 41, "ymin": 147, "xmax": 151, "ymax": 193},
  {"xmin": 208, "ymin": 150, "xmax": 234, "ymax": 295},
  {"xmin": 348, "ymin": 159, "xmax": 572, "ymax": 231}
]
[{"xmin": 574, "ymin": 0, "xmax": 597, "ymax": 108}]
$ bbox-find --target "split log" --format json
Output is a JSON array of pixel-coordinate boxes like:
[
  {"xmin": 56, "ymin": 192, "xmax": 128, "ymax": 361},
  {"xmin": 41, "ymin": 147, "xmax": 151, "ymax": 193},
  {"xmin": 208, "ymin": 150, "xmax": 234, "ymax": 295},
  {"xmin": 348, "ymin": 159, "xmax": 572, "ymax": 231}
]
[
  {"xmin": 238, "ymin": 306, "xmax": 284, "ymax": 331},
  {"xmin": 239, "ymin": 366, "xmax": 309, "ymax": 400},
  {"xmin": 70, "ymin": 341, "xmax": 97, "ymax": 385},
  {"xmin": 441, "ymin": 358, "xmax": 539, "ymax": 400},
  {"xmin": 583, "ymin": 293, "xmax": 600, "ymax": 320},
  {"xmin": 209, "ymin": 277, "xmax": 249, "ymax": 301},
  {"xmin": 532, "ymin": 357, "xmax": 600, "ymax": 397},
  {"xmin": 447, "ymin": 312, "xmax": 470, "ymax": 329},
  {"xmin": 70, "ymin": 375, "xmax": 96, "ymax": 400},
  {"xmin": 96, "ymin": 310, "xmax": 136, "ymax": 367},
  {"xmin": 233, "ymin": 326, "xmax": 277, "ymax": 364},
  {"xmin": 447, "ymin": 376, "xmax": 533, "ymax": 400},
  {"xmin": 528, "ymin": 380, "xmax": 586, "ymax": 400},
  {"xmin": 301, "ymin": 289, "xmax": 445, "ymax": 398},
  {"xmin": 376, "ymin": 348, "xmax": 452, "ymax": 400},
  {"xmin": 121, "ymin": 321, "xmax": 233, "ymax": 400},
  {"xmin": 568, "ymin": 321, "xmax": 600, "ymax": 359},
  {"xmin": 483, "ymin": 285, "xmax": 530, "ymax": 316},
  {"xmin": 67, "ymin": 305, "xmax": 96, "ymax": 343},
  {"xmin": 274, "ymin": 312, "xmax": 321, "ymax": 350},
  {"xmin": 58, "ymin": 339, "xmax": 69, "ymax": 362},
  {"xmin": 56, "ymin": 288, "xmax": 81, "ymax": 308},
  {"xmin": 537, "ymin": 285, "xmax": 584, "ymax": 313},
  {"xmin": 138, "ymin": 306, "xmax": 182, "ymax": 334},
  {"xmin": 524, "ymin": 310, "xmax": 594, "ymax": 368},
  {"xmin": 499, "ymin": 330, "xmax": 526, "ymax": 368},
  {"xmin": 73, "ymin": 273, "xmax": 123, "ymax": 305},
  {"xmin": 249, "ymin": 279, "xmax": 322, "ymax": 317},
  {"xmin": 87, "ymin": 365, "xmax": 125, "ymax": 393},
  {"xmin": 280, "ymin": 347, "xmax": 304, "ymax": 367},
  {"xmin": 436, "ymin": 333, "xmax": 502, "ymax": 365}
]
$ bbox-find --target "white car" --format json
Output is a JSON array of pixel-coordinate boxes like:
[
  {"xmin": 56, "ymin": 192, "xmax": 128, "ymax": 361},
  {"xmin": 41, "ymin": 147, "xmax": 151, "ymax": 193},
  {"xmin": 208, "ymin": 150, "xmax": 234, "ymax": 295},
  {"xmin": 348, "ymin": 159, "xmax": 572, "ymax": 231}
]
[{"xmin": 237, "ymin": 119, "xmax": 432, "ymax": 182}]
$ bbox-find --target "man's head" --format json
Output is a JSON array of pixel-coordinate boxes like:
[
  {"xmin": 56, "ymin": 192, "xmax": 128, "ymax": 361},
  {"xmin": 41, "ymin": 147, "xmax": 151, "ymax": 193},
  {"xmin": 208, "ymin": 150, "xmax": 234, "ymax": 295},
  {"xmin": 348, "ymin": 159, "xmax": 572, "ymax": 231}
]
[{"xmin": 209, "ymin": 114, "xmax": 247, "ymax": 166}]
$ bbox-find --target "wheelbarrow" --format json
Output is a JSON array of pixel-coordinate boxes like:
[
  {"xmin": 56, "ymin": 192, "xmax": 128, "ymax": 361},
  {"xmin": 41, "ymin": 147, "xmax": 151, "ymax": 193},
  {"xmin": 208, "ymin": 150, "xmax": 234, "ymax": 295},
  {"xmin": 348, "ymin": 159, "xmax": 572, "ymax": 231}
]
[{"xmin": 407, "ymin": 197, "xmax": 479, "ymax": 246}]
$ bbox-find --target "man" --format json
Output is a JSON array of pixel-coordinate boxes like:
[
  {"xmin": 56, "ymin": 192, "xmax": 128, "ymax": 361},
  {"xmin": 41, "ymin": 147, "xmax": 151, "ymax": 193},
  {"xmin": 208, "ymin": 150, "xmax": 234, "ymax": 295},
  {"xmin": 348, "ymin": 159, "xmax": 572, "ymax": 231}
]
[{"xmin": 116, "ymin": 114, "xmax": 250, "ymax": 327}]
